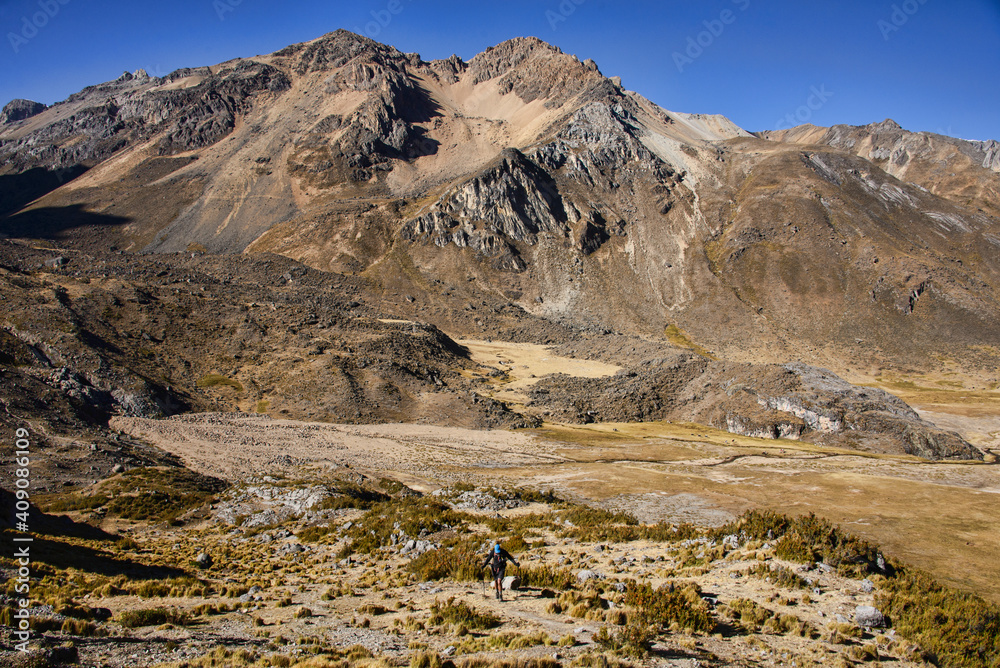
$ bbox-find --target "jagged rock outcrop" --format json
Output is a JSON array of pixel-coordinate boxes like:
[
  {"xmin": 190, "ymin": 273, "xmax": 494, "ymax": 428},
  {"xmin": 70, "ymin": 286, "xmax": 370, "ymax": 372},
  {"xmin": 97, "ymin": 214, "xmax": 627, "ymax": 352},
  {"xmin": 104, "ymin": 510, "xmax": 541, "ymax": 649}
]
[
  {"xmin": 402, "ymin": 148, "xmax": 568, "ymax": 271},
  {"xmin": 0, "ymin": 98, "xmax": 46, "ymax": 124},
  {"xmin": 152, "ymin": 60, "xmax": 290, "ymax": 154},
  {"xmin": 973, "ymin": 139, "xmax": 1000, "ymax": 171},
  {"xmin": 0, "ymin": 59, "xmax": 289, "ymax": 172},
  {"xmin": 468, "ymin": 37, "xmax": 608, "ymax": 107},
  {"xmin": 528, "ymin": 356, "xmax": 980, "ymax": 460}
]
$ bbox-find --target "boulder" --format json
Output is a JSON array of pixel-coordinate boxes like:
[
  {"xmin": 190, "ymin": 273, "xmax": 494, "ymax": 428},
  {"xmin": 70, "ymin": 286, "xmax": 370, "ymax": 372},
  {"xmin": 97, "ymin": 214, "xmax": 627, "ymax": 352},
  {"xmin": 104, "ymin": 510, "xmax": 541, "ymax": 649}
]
[
  {"xmin": 502, "ymin": 575, "xmax": 520, "ymax": 591},
  {"xmin": 855, "ymin": 605, "xmax": 886, "ymax": 628},
  {"xmin": 195, "ymin": 552, "xmax": 213, "ymax": 568}
]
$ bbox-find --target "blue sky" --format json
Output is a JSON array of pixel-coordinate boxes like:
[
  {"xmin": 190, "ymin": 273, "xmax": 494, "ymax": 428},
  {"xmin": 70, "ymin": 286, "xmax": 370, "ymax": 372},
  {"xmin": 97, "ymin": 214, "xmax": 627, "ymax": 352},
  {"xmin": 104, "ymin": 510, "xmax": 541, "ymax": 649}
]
[{"xmin": 1, "ymin": 0, "xmax": 998, "ymax": 139}]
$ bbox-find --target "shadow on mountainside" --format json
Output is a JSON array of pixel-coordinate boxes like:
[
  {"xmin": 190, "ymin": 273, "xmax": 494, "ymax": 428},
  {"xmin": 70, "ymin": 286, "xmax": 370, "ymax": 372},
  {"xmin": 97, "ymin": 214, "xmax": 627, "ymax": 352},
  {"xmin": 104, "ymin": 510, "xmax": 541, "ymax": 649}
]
[
  {"xmin": 0, "ymin": 166, "xmax": 89, "ymax": 218},
  {"xmin": 0, "ymin": 204, "xmax": 130, "ymax": 241}
]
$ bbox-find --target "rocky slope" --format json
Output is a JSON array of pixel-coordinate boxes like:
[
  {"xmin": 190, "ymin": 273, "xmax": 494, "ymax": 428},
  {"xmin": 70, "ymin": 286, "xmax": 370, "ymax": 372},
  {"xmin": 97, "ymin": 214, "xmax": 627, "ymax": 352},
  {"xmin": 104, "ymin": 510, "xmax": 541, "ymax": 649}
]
[
  {"xmin": 2, "ymin": 31, "xmax": 997, "ymax": 381},
  {"xmin": 0, "ymin": 238, "xmax": 980, "ymax": 465},
  {"xmin": 761, "ymin": 119, "xmax": 1000, "ymax": 218},
  {"xmin": 1, "ymin": 30, "xmax": 997, "ymax": 461},
  {"xmin": 528, "ymin": 355, "xmax": 977, "ymax": 459}
]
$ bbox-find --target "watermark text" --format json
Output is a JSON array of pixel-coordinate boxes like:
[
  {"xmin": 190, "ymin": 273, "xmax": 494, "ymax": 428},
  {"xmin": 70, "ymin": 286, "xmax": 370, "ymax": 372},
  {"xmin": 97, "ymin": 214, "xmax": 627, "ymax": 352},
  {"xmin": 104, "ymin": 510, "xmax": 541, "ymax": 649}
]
[
  {"xmin": 7, "ymin": 0, "xmax": 71, "ymax": 54},
  {"xmin": 12, "ymin": 427, "xmax": 34, "ymax": 652}
]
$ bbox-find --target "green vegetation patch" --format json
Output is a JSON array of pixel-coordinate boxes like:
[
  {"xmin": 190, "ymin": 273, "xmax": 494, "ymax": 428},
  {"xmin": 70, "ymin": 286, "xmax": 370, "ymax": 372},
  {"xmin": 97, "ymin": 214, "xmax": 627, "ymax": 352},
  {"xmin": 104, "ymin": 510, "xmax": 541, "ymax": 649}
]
[
  {"xmin": 877, "ymin": 567, "xmax": 1000, "ymax": 668},
  {"xmin": 746, "ymin": 562, "xmax": 811, "ymax": 590},
  {"xmin": 42, "ymin": 466, "xmax": 226, "ymax": 522},
  {"xmin": 664, "ymin": 324, "xmax": 716, "ymax": 359},
  {"xmin": 716, "ymin": 509, "xmax": 882, "ymax": 577},
  {"xmin": 624, "ymin": 581, "xmax": 714, "ymax": 633},
  {"xmin": 197, "ymin": 373, "xmax": 243, "ymax": 391},
  {"xmin": 408, "ymin": 540, "xmax": 482, "ymax": 582},
  {"xmin": 317, "ymin": 480, "xmax": 392, "ymax": 511},
  {"xmin": 341, "ymin": 497, "xmax": 471, "ymax": 556}
]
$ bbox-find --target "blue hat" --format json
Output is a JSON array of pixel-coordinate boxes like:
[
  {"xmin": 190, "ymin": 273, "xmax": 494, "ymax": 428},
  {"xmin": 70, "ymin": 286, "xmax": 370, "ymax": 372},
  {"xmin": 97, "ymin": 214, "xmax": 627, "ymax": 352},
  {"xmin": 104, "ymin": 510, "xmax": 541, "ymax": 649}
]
[{"xmin": 494, "ymin": 543, "xmax": 501, "ymax": 553}]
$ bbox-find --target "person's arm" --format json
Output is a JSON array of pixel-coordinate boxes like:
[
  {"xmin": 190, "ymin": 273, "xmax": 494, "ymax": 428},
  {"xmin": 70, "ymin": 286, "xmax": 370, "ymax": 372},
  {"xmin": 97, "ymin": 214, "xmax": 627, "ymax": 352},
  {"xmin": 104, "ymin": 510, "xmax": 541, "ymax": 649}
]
[{"xmin": 502, "ymin": 548, "xmax": 519, "ymax": 567}]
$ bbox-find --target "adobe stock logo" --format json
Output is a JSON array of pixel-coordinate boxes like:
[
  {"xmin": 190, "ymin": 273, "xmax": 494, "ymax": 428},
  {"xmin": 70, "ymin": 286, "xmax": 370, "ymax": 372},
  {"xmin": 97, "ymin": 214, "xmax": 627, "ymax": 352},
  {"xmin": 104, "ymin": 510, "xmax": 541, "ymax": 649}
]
[
  {"xmin": 545, "ymin": 0, "xmax": 586, "ymax": 31},
  {"xmin": 214, "ymin": 0, "xmax": 243, "ymax": 21},
  {"xmin": 774, "ymin": 85, "xmax": 834, "ymax": 131},
  {"xmin": 877, "ymin": 0, "xmax": 930, "ymax": 40},
  {"xmin": 673, "ymin": 0, "xmax": 752, "ymax": 74},
  {"xmin": 7, "ymin": 0, "xmax": 72, "ymax": 54},
  {"xmin": 353, "ymin": 0, "xmax": 415, "ymax": 40}
]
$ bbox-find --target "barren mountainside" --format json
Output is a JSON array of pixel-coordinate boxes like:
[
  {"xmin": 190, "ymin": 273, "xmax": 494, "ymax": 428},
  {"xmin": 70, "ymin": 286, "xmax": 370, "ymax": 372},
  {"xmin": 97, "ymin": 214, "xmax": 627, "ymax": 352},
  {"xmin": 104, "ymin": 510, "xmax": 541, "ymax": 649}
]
[
  {"xmin": 4, "ymin": 31, "xmax": 1000, "ymax": 668},
  {"xmin": 1, "ymin": 30, "xmax": 998, "ymax": 460}
]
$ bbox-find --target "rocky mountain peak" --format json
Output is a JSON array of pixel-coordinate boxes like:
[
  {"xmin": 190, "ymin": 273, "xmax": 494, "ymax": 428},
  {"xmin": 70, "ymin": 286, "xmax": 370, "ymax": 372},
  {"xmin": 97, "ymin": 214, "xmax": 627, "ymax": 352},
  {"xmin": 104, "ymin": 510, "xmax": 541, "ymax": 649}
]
[
  {"xmin": 467, "ymin": 36, "xmax": 607, "ymax": 106},
  {"xmin": 0, "ymin": 98, "xmax": 47, "ymax": 124},
  {"xmin": 274, "ymin": 28, "xmax": 410, "ymax": 75},
  {"xmin": 874, "ymin": 118, "xmax": 903, "ymax": 131}
]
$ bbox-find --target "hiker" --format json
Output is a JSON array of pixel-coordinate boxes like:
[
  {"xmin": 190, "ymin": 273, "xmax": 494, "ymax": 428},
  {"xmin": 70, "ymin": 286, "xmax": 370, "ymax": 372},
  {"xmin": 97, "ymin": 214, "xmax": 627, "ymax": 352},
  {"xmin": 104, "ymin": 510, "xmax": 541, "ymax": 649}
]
[{"xmin": 481, "ymin": 542, "xmax": 519, "ymax": 601}]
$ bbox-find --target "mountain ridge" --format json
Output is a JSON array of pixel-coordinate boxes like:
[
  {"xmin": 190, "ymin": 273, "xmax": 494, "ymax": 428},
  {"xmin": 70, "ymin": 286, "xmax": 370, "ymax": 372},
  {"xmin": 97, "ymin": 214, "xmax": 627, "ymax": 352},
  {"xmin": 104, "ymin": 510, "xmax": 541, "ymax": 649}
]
[{"xmin": 1, "ymin": 30, "xmax": 998, "ymax": 459}]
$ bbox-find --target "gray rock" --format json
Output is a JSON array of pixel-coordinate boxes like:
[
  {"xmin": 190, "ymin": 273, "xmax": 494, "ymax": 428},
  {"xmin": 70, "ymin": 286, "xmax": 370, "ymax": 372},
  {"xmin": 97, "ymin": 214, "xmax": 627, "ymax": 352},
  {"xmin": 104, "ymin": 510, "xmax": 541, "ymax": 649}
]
[
  {"xmin": 860, "ymin": 578, "xmax": 875, "ymax": 593},
  {"xmin": 278, "ymin": 543, "xmax": 305, "ymax": 555},
  {"xmin": 502, "ymin": 575, "xmax": 521, "ymax": 591},
  {"xmin": 195, "ymin": 552, "xmax": 213, "ymax": 568},
  {"xmin": 855, "ymin": 605, "xmax": 886, "ymax": 628},
  {"xmin": 1, "ymin": 99, "xmax": 47, "ymax": 124},
  {"xmin": 576, "ymin": 569, "xmax": 602, "ymax": 582}
]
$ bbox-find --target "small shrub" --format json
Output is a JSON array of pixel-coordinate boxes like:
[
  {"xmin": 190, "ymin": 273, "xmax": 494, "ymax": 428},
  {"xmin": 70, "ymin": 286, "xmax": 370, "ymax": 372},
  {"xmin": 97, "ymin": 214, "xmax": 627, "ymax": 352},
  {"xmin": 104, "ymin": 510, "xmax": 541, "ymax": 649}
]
[
  {"xmin": 410, "ymin": 651, "xmax": 443, "ymax": 668},
  {"xmin": 624, "ymin": 581, "xmax": 713, "ymax": 633},
  {"xmin": 518, "ymin": 563, "xmax": 576, "ymax": 590},
  {"xmin": 846, "ymin": 643, "xmax": 880, "ymax": 662},
  {"xmin": 296, "ymin": 526, "xmax": 336, "ymax": 543},
  {"xmin": 487, "ymin": 631, "xmax": 553, "ymax": 649},
  {"xmin": 60, "ymin": 618, "xmax": 106, "ymax": 636},
  {"xmin": 357, "ymin": 604, "xmax": 389, "ymax": 616},
  {"xmin": 594, "ymin": 621, "xmax": 656, "ymax": 658},
  {"xmin": 746, "ymin": 562, "xmax": 810, "ymax": 590},
  {"xmin": 117, "ymin": 608, "xmax": 189, "ymax": 628},
  {"xmin": 725, "ymin": 598, "xmax": 772, "ymax": 631},
  {"xmin": 408, "ymin": 541, "xmax": 481, "ymax": 582},
  {"xmin": 428, "ymin": 597, "xmax": 499, "ymax": 630}
]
